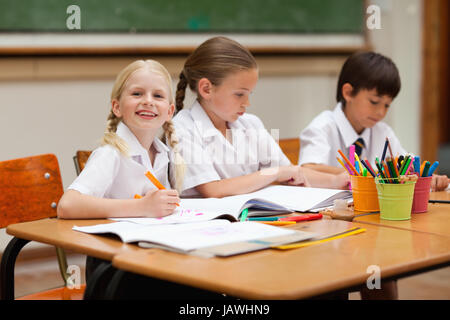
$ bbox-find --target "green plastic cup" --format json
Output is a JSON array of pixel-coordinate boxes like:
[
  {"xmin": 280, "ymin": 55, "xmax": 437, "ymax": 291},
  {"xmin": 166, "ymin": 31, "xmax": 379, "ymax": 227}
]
[{"xmin": 375, "ymin": 177, "xmax": 417, "ymax": 221}]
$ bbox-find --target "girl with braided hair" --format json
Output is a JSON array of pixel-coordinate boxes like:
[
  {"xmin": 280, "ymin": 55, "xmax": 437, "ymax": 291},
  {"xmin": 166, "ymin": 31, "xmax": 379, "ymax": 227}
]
[
  {"xmin": 58, "ymin": 59, "xmax": 184, "ymax": 219},
  {"xmin": 173, "ymin": 36, "xmax": 349, "ymax": 198}
]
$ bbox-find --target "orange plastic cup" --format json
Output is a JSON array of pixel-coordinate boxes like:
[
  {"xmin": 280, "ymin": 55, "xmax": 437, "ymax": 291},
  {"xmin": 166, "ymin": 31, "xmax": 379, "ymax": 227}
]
[{"xmin": 350, "ymin": 175, "xmax": 380, "ymax": 212}]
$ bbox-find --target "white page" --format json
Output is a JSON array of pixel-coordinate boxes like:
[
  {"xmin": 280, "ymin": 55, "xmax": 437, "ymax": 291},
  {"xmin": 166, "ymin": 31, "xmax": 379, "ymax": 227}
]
[
  {"xmin": 113, "ymin": 186, "xmax": 351, "ymax": 225},
  {"xmin": 73, "ymin": 220, "xmax": 296, "ymax": 252},
  {"xmin": 130, "ymin": 220, "xmax": 296, "ymax": 251}
]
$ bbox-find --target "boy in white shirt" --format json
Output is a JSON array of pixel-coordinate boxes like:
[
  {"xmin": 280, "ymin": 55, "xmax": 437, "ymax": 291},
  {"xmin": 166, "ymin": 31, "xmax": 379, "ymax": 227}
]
[{"xmin": 299, "ymin": 51, "xmax": 448, "ymax": 191}]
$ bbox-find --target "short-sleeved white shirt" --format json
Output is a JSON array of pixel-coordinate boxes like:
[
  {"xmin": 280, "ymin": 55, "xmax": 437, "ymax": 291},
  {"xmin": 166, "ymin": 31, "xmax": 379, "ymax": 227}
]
[
  {"xmin": 299, "ymin": 103, "xmax": 407, "ymax": 167},
  {"xmin": 68, "ymin": 122, "xmax": 173, "ymax": 199},
  {"xmin": 173, "ymin": 100, "xmax": 291, "ymax": 197}
]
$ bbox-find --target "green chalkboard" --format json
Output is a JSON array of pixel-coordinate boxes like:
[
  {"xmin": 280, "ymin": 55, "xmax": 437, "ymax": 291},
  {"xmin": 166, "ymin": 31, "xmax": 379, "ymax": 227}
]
[{"xmin": 0, "ymin": 0, "xmax": 364, "ymax": 34}]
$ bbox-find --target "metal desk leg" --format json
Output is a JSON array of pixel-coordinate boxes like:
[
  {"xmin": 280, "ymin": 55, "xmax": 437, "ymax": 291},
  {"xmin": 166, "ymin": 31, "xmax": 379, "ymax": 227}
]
[{"xmin": 0, "ymin": 237, "xmax": 30, "ymax": 300}]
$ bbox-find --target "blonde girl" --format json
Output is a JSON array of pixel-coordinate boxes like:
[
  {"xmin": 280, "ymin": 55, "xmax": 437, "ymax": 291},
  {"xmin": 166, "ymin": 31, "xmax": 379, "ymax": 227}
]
[
  {"xmin": 58, "ymin": 59, "xmax": 184, "ymax": 219},
  {"xmin": 173, "ymin": 36, "xmax": 349, "ymax": 198}
]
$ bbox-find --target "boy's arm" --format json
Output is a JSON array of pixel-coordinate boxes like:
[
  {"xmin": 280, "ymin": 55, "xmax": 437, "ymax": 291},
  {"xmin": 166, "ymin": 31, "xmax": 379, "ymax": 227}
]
[{"xmin": 302, "ymin": 163, "xmax": 346, "ymax": 175}]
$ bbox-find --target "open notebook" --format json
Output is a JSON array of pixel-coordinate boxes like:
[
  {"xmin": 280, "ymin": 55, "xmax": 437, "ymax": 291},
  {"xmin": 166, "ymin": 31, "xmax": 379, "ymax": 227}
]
[
  {"xmin": 114, "ymin": 185, "xmax": 352, "ymax": 226},
  {"xmin": 73, "ymin": 220, "xmax": 316, "ymax": 257}
]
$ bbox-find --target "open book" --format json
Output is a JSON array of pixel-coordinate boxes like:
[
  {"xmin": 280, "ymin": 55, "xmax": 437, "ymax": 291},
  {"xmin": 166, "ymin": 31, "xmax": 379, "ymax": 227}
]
[
  {"xmin": 73, "ymin": 220, "xmax": 317, "ymax": 257},
  {"xmin": 114, "ymin": 185, "xmax": 352, "ymax": 226}
]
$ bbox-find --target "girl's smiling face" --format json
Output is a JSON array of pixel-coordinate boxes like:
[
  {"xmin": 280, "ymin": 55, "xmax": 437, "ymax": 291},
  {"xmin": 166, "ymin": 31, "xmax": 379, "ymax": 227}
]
[
  {"xmin": 112, "ymin": 68, "xmax": 174, "ymax": 134},
  {"xmin": 199, "ymin": 68, "xmax": 259, "ymax": 128}
]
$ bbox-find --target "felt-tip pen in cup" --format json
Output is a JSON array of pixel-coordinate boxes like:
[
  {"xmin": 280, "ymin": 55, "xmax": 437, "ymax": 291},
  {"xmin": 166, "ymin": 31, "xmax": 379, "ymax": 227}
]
[{"xmin": 240, "ymin": 208, "xmax": 249, "ymax": 222}]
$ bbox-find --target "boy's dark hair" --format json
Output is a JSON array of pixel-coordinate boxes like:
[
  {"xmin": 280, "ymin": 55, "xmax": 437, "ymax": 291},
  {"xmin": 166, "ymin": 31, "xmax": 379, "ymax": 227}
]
[{"xmin": 336, "ymin": 51, "xmax": 401, "ymax": 106}]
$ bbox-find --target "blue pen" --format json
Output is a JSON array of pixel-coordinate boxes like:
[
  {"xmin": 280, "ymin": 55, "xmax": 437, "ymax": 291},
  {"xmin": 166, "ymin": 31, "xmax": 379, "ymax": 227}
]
[
  {"xmin": 427, "ymin": 161, "xmax": 439, "ymax": 176},
  {"xmin": 414, "ymin": 156, "xmax": 420, "ymax": 174}
]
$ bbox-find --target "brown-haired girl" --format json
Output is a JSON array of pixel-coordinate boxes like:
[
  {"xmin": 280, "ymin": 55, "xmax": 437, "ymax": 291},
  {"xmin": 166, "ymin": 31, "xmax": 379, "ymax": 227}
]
[{"xmin": 173, "ymin": 36, "xmax": 349, "ymax": 198}]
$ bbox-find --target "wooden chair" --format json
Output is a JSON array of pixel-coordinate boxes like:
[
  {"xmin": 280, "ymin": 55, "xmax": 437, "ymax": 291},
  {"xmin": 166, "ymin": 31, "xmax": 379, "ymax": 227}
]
[
  {"xmin": 279, "ymin": 138, "xmax": 300, "ymax": 165},
  {"xmin": 0, "ymin": 154, "xmax": 85, "ymax": 300},
  {"xmin": 73, "ymin": 150, "xmax": 92, "ymax": 175}
]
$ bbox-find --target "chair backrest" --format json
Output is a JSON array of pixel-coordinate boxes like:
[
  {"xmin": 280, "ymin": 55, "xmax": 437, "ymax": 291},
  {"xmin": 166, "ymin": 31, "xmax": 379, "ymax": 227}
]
[
  {"xmin": 0, "ymin": 154, "xmax": 63, "ymax": 228},
  {"xmin": 73, "ymin": 150, "xmax": 92, "ymax": 175},
  {"xmin": 278, "ymin": 138, "xmax": 300, "ymax": 165}
]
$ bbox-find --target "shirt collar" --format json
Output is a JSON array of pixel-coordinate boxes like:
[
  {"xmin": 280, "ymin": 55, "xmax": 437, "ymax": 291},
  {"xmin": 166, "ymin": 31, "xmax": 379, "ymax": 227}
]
[
  {"xmin": 116, "ymin": 121, "xmax": 169, "ymax": 157},
  {"xmin": 333, "ymin": 102, "xmax": 370, "ymax": 148},
  {"xmin": 191, "ymin": 100, "xmax": 222, "ymax": 139}
]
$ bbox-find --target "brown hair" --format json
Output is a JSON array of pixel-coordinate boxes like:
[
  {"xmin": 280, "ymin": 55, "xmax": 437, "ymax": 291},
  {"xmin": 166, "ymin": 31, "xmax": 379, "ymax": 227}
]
[
  {"xmin": 102, "ymin": 59, "xmax": 185, "ymax": 191},
  {"xmin": 175, "ymin": 36, "xmax": 258, "ymax": 112},
  {"xmin": 336, "ymin": 51, "xmax": 401, "ymax": 106}
]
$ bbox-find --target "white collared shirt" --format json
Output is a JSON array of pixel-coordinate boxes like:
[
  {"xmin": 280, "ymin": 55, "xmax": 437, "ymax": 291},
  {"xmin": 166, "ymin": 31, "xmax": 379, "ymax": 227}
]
[
  {"xmin": 299, "ymin": 103, "xmax": 407, "ymax": 167},
  {"xmin": 68, "ymin": 122, "xmax": 173, "ymax": 199},
  {"xmin": 173, "ymin": 100, "xmax": 291, "ymax": 197}
]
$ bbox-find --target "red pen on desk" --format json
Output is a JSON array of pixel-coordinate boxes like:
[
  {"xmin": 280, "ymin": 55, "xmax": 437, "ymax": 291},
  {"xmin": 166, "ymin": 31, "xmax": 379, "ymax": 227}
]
[{"xmin": 278, "ymin": 213, "xmax": 322, "ymax": 222}]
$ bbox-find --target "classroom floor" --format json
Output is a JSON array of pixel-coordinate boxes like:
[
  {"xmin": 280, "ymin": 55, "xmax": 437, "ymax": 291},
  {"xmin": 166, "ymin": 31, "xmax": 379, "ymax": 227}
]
[{"xmin": 13, "ymin": 248, "xmax": 450, "ymax": 300}]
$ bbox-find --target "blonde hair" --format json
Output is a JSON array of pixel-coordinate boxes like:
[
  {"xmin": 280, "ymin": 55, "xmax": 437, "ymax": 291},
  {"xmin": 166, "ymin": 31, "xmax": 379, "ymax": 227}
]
[
  {"xmin": 176, "ymin": 36, "xmax": 258, "ymax": 112},
  {"xmin": 102, "ymin": 59, "xmax": 185, "ymax": 192}
]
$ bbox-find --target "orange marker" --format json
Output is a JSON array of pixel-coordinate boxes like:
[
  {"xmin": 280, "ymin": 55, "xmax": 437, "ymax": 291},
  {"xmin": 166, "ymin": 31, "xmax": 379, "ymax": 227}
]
[
  {"xmin": 145, "ymin": 171, "xmax": 179, "ymax": 206},
  {"xmin": 256, "ymin": 221, "xmax": 296, "ymax": 226},
  {"xmin": 337, "ymin": 149, "xmax": 360, "ymax": 176},
  {"xmin": 420, "ymin": 161, "xmax": 427, "ymax": 177},
  {"xmin": 134, "ymin": 194, "xmax": 142, "ymax": 199}
]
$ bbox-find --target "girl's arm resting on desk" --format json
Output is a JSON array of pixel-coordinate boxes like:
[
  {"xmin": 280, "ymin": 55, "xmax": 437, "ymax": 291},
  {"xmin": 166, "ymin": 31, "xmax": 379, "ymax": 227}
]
[
  {"xmin": 57, "ymin": 189, "xmax": 179, "ymax": 219},
  {"xmin": 302, "ymin": 163, "xmax": 346, "ymax": 175},
  {"xmin": 195, "ymin": 166, "xmax": 308, "ymax": 198},
  {"xmin": 194, "ymin": 165, "xmax": 348, "ymax": 198}
]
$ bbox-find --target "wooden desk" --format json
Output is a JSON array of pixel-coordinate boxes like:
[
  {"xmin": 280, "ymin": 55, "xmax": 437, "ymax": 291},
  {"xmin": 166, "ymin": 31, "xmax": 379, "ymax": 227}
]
[
  {"xmin": 429, "ymin": 190, "xmax": 450, "ymax": 202},
  {"xmin": 111, "ymin": 219, "xmax": 450, "ymax": 299},
  {"xmin": 2, "ymin": 218, "xmax": 139, "ymax": 299},
  {"xmin": 6, "ymin": 218, "xmax": 139, "ymax": 260},
  {"xmin": 353, "ymin": 193, "xmax": 450, "ymax": 237}
]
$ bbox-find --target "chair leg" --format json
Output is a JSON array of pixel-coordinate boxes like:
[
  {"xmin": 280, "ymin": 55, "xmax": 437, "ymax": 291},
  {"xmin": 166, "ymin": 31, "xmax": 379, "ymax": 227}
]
[
  {"xmin": 0, "ymin": 237, "xmax": 30, "ymax": 300},
  {"xmin": 83, "ymin": 261, "xmax": 116, "ymax": 300}
]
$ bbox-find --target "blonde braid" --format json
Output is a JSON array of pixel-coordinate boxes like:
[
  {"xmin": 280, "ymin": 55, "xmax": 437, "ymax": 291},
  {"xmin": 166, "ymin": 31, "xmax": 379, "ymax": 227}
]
[
  {"xmin": 101, "ymin": 110, "xmax": 129, "ymax": 156},
  {"xmin": 162, "ymin": 120, "xmax": 185, "ymax": 192}
]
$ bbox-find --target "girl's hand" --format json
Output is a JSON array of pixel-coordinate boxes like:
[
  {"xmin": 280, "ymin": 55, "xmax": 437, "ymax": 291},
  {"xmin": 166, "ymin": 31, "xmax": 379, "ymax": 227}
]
[
  {"xmin": 431, "ymin": 174, "xmax": 450, "ymax": 192},
  {"xmin": 140, "ymin": 189, "xmax": 180, "ymax": 217},
  {"xmin": 276, "ymin": 166, "xmax": 310, "ymax": 187},
  {"xmin": 333, "ymin": 172, "xmax": 351, "ymax": 190}
]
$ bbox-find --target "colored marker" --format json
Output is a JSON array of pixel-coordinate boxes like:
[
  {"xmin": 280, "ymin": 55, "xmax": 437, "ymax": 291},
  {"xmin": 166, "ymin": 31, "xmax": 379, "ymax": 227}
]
[
  {"xmin": 361, "ymin": 160, "xmax": 376, "ymax": 178},
  {"xmin": 427, "ymin": 161, "xmax": 439, "ymax": 176},
  {"xmin": 381, "ymin": 138, "xmax": 389, "ymax": 162},
  {"xmin": 364, "ymin": 158, "xmax": 377, "ymax": 177},
  {"xmin": 420, "ymin": 161, "xmax": 427, "ymax": 177},
  {"xmin": 405, "ymin": 157, "xmax": 414, "ymax": 175},
  {"xmin": 354, "ymin": 152, "xmax": 364, "ymax": 173},
  {"xmin": 338, "ymin": 149, "xmax": 360, "ymax": 176},
  {"xmin": 145, "ymin": 171, "xmax": 179, "ymax": 206},
  {"xmin": 349, "ymin": 145, "xmax": 355, "ymax": 167},
  {"xmin": 413, "ymin": 156, "xmax": 421, "ymax": 174},
  {"xmin": 256, "ymin": 221, "xmax": 296, "ymax": 226},
  {"xmin": 336, "ymin": 157, "xmax": 352, "ymax": 175},
  {"xmin": 279, "ymin": 213, "xmax": 323, "ymax": 222},
  {"xmin": 421, "ymin": 161, "xmax": 431, "ymax": 177},
  {"xmin": 240, "ymin": 208, "xmax": 249, "ymax": 222},
  {"xmin": 248, "ymin": 217, "xmax": 280, "ymax": 221},
  {"xmin": 400, "ymin": 157, "xmax": 412, "ymax": 176},
  {"xmin": 386, "ymin": 137, "xmax": 394, "ymax": 159}
]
